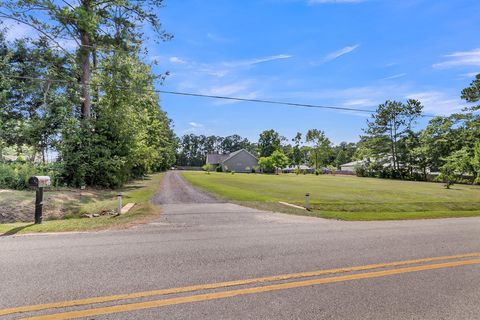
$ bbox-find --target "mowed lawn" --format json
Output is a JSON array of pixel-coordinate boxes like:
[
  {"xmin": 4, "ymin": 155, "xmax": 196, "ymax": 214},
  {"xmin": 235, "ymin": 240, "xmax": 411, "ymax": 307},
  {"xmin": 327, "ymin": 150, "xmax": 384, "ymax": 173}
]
[{"xmin": 182, "ymin": 171, "xmax": 480, "ymax": 221}]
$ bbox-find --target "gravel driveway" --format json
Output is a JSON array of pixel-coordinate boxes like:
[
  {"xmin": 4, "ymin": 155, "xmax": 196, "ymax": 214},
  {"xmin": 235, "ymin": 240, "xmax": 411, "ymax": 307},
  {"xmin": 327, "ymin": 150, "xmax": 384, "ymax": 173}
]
[{"xmin": 152, "ymin": 171, "xmax": 222, "ymax": 204}]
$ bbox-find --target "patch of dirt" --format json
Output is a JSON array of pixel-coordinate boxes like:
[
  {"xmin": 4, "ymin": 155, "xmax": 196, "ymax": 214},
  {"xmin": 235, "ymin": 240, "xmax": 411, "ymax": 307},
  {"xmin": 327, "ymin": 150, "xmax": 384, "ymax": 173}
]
[{"xmin": 0, "ymin": 189, "xmax": 100, "ymax": 223}]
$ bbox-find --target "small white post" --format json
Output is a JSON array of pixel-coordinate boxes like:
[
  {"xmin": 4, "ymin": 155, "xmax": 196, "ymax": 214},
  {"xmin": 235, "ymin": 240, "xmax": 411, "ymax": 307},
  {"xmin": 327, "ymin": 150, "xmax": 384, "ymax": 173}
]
[
  {"xmin": 117, "ymin": 192, "xmax": 123, "ymax": 214},
  {"xmin": 305, "ymin": 193, "xmax": 310, "ymax": 210}
]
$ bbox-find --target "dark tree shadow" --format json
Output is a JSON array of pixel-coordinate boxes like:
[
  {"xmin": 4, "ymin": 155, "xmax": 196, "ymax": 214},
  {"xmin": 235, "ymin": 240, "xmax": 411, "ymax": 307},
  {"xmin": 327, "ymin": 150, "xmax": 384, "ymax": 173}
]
[{"xmin": 1, "ymin": 223, "xmax": 35, "ymax": 237}]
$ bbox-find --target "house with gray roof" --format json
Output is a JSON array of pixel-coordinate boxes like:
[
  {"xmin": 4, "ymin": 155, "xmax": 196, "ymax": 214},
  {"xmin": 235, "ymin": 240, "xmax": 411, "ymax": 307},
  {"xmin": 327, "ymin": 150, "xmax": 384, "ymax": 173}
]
[{"xmin": 206, "ymin": 149, "xmax": 258, "ymax": 173}]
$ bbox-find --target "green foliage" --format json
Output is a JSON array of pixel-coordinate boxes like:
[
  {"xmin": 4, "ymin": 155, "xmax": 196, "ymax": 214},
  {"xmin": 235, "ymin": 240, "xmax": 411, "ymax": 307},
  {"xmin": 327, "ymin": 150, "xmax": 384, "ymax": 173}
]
[
  {"xmin": 0, "ymin": 161, "xmax": 62, "ymax": 190},
  {"xmin": 257, "ymin": 129, "xmax": 281, "ymax": 157},
  {"xmin": 259, "ymin": 150, "xmax": 289, "ymax": 174},
  {"xmin": 176, "ymin": 134, "xmax": 255, "ymax": 166},
  {"xmin": 202, "ymin": 163, "xmax": 212, "ymax": 174},
  {"xmin": 305, "ymin": 129, "xmax": 332, "ymax": 170},
  {"xmin": 216, "ymin": 165, "xmax": 223, "ymax": 172},
  {"xmin": 364, "ymin": 99, "xmax": 423, "ymax": 173},
  {"xmin": 438, "ymin": 148, "xmax": 471, "ymax": 189},
  {"xmin": 0, "ymin": 2, "xmax": 176, "ymax": 189},
  {"xmin": 335, "ymin": 150, "xmax": 347, "ymax": 168},
  {"xmin": 473, "ymin": 141, "xmax": 480, "ymax": 184}
]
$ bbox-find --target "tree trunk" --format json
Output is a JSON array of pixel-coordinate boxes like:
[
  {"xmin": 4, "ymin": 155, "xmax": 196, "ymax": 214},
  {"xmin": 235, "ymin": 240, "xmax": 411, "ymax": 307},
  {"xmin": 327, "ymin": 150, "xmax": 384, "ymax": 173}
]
[{"xmin": 79, "ymin": 31, "xmax": 91, "ymax": 119}]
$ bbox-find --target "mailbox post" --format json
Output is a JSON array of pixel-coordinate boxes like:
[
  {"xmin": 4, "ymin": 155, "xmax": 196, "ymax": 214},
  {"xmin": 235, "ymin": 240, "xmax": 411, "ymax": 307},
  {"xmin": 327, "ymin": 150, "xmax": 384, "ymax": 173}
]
[{"xmin": 28, "ymin": 176, "xmax": 51, "ymax": 224}]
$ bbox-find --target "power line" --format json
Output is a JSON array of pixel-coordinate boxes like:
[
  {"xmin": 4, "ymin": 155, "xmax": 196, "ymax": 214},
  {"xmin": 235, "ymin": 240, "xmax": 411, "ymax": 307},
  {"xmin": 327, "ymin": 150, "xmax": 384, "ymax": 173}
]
[{"xmin": 0, "ymin": 74, "xmax": 440, "ymax": 118}]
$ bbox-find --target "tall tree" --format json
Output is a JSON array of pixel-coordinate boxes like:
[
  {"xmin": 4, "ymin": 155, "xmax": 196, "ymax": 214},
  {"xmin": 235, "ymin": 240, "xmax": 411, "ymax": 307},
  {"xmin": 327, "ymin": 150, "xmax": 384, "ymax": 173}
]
[
  {"xmin": 305, "ymin": 129, "xmax": 331, "ymax": 170},
  {"xmin": 257, "ymin": 129, "xmax": 281, "ymax": 157},
  {"xmin": 364, "ymin": 100, "xmax": 423, "ymax": 172},
  {"xmin": 1, "ymin": 0, "xmax": 172, "ymax": 119}
]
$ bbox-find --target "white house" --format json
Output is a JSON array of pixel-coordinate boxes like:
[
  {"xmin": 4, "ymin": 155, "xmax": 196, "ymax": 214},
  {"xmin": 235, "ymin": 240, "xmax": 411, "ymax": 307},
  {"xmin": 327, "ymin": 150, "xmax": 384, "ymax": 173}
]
[{"xmin": 340, "ymin": 160, "xmax": 365, "ymax": 172}]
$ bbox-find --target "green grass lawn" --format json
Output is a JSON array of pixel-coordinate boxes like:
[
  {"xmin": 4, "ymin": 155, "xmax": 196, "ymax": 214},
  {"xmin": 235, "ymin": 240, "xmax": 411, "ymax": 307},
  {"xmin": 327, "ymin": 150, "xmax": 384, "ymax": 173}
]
[
  {"xmin": 182, "ymin": 171, "xmax": 480, "ymax": 221},
  {"xmin": 0, "ymin": 173, "xmax": 164, "ymax": 235}
]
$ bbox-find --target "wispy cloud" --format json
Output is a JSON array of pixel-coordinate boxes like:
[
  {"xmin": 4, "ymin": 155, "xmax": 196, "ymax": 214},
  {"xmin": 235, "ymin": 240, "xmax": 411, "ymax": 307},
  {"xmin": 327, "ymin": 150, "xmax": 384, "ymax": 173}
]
[
  {"xmin": 169, "ymin": 56, "xmax": 187, "ymax": 64},
  {"xmin": 381, "ymin": 73, "xmax": 407, "ymax": 80},
  {"xmin": 188, "ymin": 122, "xmax": 203, "ymax": 128},
  {"xmin": 284, "ymin": 84, "xmax": 463, "ymax": 116},
  {"xmin": 308, "ymin": 0, "xmax": 367, "ymax": 4},
  {"xmin": 433, "ymin": 48, "xmax": 480, "ymax": 69},
  {"xmin": 322, "ymin": 44, "xmax": 360, "ymax": 63},
  {"xmin": 224, "ymin": 54, "xmax": 292, "ymax": 68},
  {"xmin": 199, "ymin": 82, "xmax": 260, "ymax": 105},
  {"xmin": 460, "ymin": 72, "xmax": 479, "ymax": 78},
  {"xmin": 406, "ymin": 91, "xmax": 464, "ymax": 115},
  {"xmin": 207, "ymin": 33, "xmax": 231, "ymax": 43}
]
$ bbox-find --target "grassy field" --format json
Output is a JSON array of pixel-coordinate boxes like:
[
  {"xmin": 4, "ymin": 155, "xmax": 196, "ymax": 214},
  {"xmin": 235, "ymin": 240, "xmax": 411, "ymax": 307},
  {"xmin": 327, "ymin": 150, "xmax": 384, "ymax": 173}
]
[
  {"xmin": 182, "ymin": 171, "xmax": 480, "ymax": 221},
  {"xmin": 0, "ymin": 173, "xmax": 164, "ymax": 235}
]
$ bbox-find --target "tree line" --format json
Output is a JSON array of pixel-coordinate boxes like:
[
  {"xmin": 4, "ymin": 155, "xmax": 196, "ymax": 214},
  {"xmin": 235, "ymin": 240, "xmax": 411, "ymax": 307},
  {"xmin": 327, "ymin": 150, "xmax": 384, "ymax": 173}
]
[
  {"xmin": 356, "ymin": 76, "xmax": 480, "ymax": 186},
  {"xmin": 0, "ymin": 0, "xmax": 176, "ymax": 189},
  {"xmin": 176, "ymin": 129, "xmax": 357, "ymax": 172},
  {"xmin": 177, "ymin": 75, "xmax": 479, "ymax": 185}
]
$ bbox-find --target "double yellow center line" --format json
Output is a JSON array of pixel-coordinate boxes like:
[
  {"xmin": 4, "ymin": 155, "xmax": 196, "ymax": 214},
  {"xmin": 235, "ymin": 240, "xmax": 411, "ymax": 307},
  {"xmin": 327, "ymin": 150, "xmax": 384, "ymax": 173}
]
[{"xmin": 2, "ymin": 252, "xmax": 479, "ymax": 319}]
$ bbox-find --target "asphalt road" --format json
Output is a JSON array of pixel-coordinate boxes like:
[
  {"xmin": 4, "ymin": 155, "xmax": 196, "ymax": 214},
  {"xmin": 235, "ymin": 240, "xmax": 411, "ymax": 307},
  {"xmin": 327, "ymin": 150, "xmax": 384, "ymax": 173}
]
[{"xmin": 1, "ymin": 171, "xmax": 479, "ymax": 319}]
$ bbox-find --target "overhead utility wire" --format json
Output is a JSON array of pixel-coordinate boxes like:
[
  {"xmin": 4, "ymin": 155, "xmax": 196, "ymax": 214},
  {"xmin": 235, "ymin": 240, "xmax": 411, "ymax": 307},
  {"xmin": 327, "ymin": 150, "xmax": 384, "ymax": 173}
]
[{"xmin": 1, "ymin": 74, "xmax": 439, "ymax": 118}]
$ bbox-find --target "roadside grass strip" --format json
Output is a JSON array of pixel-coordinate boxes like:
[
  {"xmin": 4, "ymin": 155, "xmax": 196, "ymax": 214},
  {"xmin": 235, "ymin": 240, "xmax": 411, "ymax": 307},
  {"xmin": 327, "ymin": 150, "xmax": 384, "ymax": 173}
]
[{"xmin": 1, "ymin": 252, "xmax": 479, "ymax": 319}]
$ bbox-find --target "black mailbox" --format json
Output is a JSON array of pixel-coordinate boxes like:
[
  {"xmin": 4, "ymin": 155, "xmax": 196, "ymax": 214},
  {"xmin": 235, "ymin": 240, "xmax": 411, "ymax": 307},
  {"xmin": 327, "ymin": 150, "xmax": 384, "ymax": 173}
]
[{"xmin": 28, "ymin": 176, "xmax": 51, "ymax": 224}]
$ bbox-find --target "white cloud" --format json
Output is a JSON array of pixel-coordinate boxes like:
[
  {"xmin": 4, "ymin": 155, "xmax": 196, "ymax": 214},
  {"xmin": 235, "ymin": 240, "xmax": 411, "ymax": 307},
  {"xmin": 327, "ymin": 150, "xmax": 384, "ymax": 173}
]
[
  {"xmin": 460, "ymin": 72, "xmax": 479, "ymax": 78},
  {"xmin": 405, "ymin": 91, "xmax": 465, "ymax": 116},
  {"xmin": 433, "ymin": 48, "xmax": 480, "ymax": 69},
  {"xmin": 188, "ymin": 122, "xmax": 203, "ymax": 128},
  {"xmin": 308, "ymin": 0, "xmax": 367, "ymax": 4},
  {"xmin": 322, "ymin": 44, "xmax": 360, "ymax": 63},
  {"xmin": 207, "ymin": 33, "xmax": 231, "ymax": 43},
  {"xmin": 200, "ymin": 82, "xmax": 260, "ymax": 105},
  {"xmin": 177, "ymin": 54, "xmax": 292, "ymax": 79},
  {"xmin": 381, "ymin": 73, "xmax": 407, "ymax": 80},
  {"xmin": 169, "ymin": 56, "xmax": 187, "ymax": 64},
  {"xmin": 223, "ymin": 54, "xmax": 292, "ymax": 68},
  {"xmin": 343, "ymin": 98, "xmax": 376, "ymax": 107},
  {"xmin": 284, "ymin": 84, "xmax": 463, "ymax": 116}
]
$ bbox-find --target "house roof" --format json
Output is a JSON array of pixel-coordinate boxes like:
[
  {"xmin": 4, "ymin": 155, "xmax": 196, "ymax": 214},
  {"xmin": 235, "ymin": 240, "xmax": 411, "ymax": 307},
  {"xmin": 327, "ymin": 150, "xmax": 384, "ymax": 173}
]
[
  {"xmin": 223, "ymin": 149, "xmax": 258, "ymax": 163},
  {"xmin": 340, "ymin": 160, "xmax": 364, "ymax": 167},
  {"xmin": 206, "ymin": 149, "xmax": 258, "ymax": 164},
  {"xmin": 206, "ymin": 153, "xmax": 229, "ymax": 164}
]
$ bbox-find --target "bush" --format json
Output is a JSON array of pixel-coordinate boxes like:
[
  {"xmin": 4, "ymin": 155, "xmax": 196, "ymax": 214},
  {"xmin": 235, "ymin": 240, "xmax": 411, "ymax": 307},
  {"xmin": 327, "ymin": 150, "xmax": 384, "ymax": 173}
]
[
  {"xmin": 0, "ymin": 161, "xmax": 63, "ymax": 190},
  {"xmin": 216, "ymin": 165, "xmax": 223, "ymax": 172},
  {"xmin": 202, "ymin": 164, "xmax": 212, "ymax": 174}
]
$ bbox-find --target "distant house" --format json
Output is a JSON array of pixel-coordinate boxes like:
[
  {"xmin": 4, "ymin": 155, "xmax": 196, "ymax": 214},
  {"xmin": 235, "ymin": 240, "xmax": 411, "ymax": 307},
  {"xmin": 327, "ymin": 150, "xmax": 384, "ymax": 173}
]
[
  {"xmin": 206, "ymin": 149, "xmax": 258, "ymax": 173},
  {"xmin": 282, "ymin": 165, "xmax": 315, "ymax": 174},
  {"xmin": 340, "ymin": 160, "xmax": 365, "ymax": 172}
]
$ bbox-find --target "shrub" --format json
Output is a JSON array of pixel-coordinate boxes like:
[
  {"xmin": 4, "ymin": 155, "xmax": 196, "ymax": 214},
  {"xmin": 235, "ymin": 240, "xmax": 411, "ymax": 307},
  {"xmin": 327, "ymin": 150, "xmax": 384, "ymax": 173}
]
[
  {"xmin": 216, "ymin": 165, "xmax": 223, "ymax": 172},
  {"xmin": 202, "ymin": 163, "xmax": 212, "ymax": 174},
  {"xmin": 0, "ymin": 161, "xmax": 63, "ymax": 190}
]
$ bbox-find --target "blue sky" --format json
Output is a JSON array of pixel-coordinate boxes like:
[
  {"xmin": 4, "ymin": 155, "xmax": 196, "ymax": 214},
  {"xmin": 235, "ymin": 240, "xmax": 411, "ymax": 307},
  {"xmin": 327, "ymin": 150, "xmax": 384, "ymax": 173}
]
[
  {"xmin": 5, "ymin": 0, "xmax": 480, "ymax": 144},
  {"xmin": 149, "ymin": 0, "xmax": 480, "ymax": 143}
]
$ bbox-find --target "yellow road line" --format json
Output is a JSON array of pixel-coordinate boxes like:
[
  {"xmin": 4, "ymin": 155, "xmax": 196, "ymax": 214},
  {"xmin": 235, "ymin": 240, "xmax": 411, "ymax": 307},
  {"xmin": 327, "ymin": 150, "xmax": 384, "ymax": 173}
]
[
  {"xmin": 1, "ymin": 252, "xmax": 479, "ymax": 317},
  {"xmin": 21, "ymin": 259, "xmax": 480, "ymax": 320}
]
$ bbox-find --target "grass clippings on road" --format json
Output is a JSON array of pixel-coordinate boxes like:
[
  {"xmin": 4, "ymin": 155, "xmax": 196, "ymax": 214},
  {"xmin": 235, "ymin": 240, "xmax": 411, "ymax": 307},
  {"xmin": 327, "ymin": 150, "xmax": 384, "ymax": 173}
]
[
  {"xmin": 181, "ymin": 171, "xmax": 480, "ymax": 221},
  {"xmin": 0, "ymin": 173, "xmax": 164, "ymax": 235}
]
